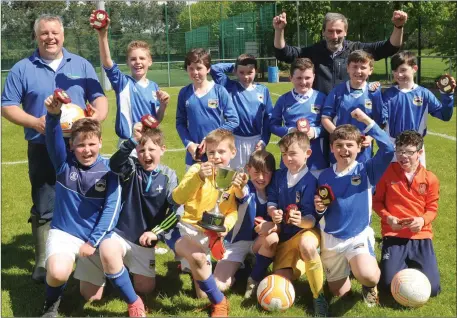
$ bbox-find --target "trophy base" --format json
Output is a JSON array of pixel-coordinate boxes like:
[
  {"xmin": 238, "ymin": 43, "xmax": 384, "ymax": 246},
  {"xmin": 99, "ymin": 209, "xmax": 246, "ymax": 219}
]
[
  {"xmin": 197, "ymin": 221, "xmax": 226, "ymax": 233},
  {"xmin": 198, "ymin": 211, "xmax": 226, "ymax": 233}
]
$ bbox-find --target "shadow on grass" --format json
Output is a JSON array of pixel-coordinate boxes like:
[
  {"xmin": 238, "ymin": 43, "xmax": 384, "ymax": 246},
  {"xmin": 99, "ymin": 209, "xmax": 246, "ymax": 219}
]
[
  {"xmin": 328, "ymin": 289, "xmax": 359, "ymax": 316},
  {"xmin": 2, "ymin": 233, "xmax": 124, "ymax": 317}
]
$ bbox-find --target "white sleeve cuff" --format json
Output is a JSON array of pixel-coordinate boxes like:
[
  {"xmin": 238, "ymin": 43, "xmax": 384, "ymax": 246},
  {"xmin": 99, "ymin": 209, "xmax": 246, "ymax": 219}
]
[{"xmin": 363, "ymin": 120, "xmax": 376, "ymax": 134}]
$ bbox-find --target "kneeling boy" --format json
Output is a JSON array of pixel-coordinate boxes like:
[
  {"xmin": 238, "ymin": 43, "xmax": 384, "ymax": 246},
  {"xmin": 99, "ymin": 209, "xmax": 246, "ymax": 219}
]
[{"xmin": 373, "ymin": 130, "xmax": 441, "ymax": 296}]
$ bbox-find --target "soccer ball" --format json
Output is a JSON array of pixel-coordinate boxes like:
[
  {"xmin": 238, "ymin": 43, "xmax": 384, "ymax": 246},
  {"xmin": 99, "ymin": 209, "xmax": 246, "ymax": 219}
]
[
  {"xmin": 60, "ymin": 104, "xmax": 85, "ymax": 137},
  {"xmin": 257, "ymin": 274, "xmax": 295, "ymax": 311},
  {"xmin": 391, "ymin": 268, "xmax": 431, "ymax": 307}
]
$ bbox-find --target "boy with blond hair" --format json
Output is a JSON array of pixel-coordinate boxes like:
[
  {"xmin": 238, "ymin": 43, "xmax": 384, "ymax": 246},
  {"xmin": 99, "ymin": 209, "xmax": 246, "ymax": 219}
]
[{"xmin": 165, "ymin": 129, "xmax": 245, "ymax": 316}]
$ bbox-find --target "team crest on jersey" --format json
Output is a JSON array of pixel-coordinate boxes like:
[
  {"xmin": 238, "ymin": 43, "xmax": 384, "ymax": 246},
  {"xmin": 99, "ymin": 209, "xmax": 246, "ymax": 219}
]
[
  {"xmin": 95, "ymin": 179, "xmax": 106, "ymax": 192},
  {"xmin": 311, "ymin": 104, "xmax": 321, "ymax": 114},
  {"xmin": 296, "ymin": 191, "xmax": 300, "ymax": 203},
  {"xmin": 152, "ymin": 91, "xmax": 157, "ymax": 100},
  {"xmin": 364, "ymin": 99, "xmax": 373, "ymax": 109},
  {"xmin": 351, "ymin": 175, "xmax": 362, "ymax": 186},
  {"xmin": 413, "ymin": 96, "xmax": 423, "ymax": 106},
  {"xmin": 149, "ymin": 260, "xmax": 155, "ymax": 269},
  {"xmin": 257, "ymin": 93, "xmax": 264, "ymax": 103},
  {"xmin": 208, "ymin": 99, "xmax": 219, "ymax": 109},
  {"xmin": 70, "ymin": 172, "xmax": 78, "ymax": 181},
  {"xmin": 418, "ymin": 183, "xmax": 427, "ymax": 194},
  {"xmin": 185, "ymin": 100, "xmax": 189, "ymax": 107}
]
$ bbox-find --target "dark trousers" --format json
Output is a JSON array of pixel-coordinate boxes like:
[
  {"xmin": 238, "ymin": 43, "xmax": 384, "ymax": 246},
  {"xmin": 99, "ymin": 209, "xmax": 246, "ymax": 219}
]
[
  {"xmin": 380, "ymin": 236, "xmax": 441, "ymax": 296},
  {"xmin": 28, "ymin": 142, "xmax": 56, "ymax": 221}
]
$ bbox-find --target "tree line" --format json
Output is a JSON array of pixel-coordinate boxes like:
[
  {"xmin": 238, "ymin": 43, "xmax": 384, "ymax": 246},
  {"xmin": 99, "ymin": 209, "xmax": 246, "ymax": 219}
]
[{"xmin": 2, "ymin": 1, "xmax": 456, "ymax": 70}]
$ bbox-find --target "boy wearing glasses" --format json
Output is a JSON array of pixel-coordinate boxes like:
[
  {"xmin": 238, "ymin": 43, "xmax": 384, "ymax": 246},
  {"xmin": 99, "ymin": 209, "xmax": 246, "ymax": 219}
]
[{"xmin": 373, "ymin": 130, "xmax": 441, "ymax": 297}]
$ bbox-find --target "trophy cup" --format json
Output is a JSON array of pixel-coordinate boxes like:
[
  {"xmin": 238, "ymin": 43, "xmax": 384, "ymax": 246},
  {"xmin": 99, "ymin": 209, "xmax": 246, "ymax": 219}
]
[
  {"xmin": 436, "ymin": 74, "xmax": 453, "ymax": 94},
  {"xmin": 198, "ymin": 166, "xmax": 239, "ymax": 232}
]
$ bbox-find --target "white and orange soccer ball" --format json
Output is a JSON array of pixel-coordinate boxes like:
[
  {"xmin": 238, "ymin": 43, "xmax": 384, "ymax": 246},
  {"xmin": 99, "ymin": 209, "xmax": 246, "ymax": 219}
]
[
  {"xmin": 60, "ymin": 104, "xmax": 86, "ymax": 137},
  {"xmin": 391, "ymin": 268, "xmax": 431, "ymax": 308},
  {"xmin": 257, "ymin": 274, "xmax": 295, "ymax": 312}
]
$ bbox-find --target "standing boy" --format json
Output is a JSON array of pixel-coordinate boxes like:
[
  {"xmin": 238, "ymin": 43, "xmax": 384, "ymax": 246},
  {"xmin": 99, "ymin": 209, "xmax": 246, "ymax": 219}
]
[
  {"xmin": 176, "ymin": 49, "xmax": 239, "ymax": 168},
  {"xmin": 373, "ymin": 130, "xmax": 441, "ymax": 297},
  {"xmin": 321, "ymin": 50, "xmax": 386, "ymax": 163},
  {"xmin": 270, "ymin": 58, "xmax": 329, "ymax": 175},
  {"xmin": 382, "ymin": 51, "xmax": 455, "ymax": 166},
  {"xmin": 210, "ymin": 54, "xmax": 273, "ymax": 168},
  {"xmin": 315, "ymin": 108, "xmax": 394, "ymax": 307}
]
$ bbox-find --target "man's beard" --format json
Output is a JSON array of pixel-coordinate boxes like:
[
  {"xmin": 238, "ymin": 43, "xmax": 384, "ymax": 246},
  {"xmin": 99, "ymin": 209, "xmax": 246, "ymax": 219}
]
[{"xmin": 326, "ymin": 37, "xmax": 344, "ymax": 52}]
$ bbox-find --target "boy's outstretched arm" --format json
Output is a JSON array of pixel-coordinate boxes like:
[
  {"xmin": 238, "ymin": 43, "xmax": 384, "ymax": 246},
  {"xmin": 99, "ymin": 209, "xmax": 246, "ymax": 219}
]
[
  {"xmin": 260, "ymin": 88, "xmax": 274, "ymax": 146},
  {"xmin": 44, "ymin": 95, "xmax": 67, "ymax": 174},
  {"xmin": 428, "ymin": 88, "xmax": 455, "ymax": 122},
  {"xmin": 269, "ymin": 97, "xmax": 289, "ymax": 137},
  {"xmin": 87, "ymin": 172, "xmax": 122, "ymax": 248},
  {"xmin": 219, "ymin": 87, "xmax": 240, "ymax": 131},
  {"xmin": 91, "ymin": 11, "xmax": 114, "ymax": 69},
  {"xmin": 110, "ymin": 122, "xmax": 144, "ymax": 178},
  {"xmin": 351, "ymin": 108, "xmax": 394, "ymax": 185},
  {"xmin": 210, "ymin": 63, "xmax": 235, "ymax": 87}
]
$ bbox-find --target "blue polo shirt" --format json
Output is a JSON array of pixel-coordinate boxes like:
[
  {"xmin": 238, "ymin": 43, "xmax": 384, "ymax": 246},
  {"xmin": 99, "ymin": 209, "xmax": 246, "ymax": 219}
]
[{"xmin": 1, "ymin": 48, "xmax": 105, "ymax": 144}]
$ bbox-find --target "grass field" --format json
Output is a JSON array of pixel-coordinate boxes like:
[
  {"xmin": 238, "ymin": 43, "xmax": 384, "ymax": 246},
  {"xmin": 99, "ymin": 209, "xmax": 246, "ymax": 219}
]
[{"xmin": 1, "ymin": 83, "xmax": 456, "ymax": 317}]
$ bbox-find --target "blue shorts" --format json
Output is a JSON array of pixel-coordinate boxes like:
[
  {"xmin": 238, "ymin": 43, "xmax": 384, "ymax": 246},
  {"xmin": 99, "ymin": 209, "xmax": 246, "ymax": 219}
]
[{"xmin": 380, "ymin": 236, "xmax": 440, "ymax": 296}]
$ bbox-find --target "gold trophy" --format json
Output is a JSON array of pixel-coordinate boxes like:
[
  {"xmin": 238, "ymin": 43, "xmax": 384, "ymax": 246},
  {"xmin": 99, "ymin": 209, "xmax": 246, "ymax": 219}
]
[{"xmin": 198, "ymin": 166, "xmax": 239, "ymax": 232}]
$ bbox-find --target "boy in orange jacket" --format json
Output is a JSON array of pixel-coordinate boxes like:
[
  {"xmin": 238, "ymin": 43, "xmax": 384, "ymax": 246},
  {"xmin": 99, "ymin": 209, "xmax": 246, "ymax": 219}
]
[{"xmin": 373, "ymin": 130, "xmax": 440, "ymax": 296}]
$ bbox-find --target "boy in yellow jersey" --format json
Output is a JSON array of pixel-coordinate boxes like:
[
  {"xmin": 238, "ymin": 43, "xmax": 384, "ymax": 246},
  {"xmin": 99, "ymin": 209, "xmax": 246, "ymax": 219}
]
[{"xmin": 165, "ymin": 129, "xmax": 247, "ymax": 317}]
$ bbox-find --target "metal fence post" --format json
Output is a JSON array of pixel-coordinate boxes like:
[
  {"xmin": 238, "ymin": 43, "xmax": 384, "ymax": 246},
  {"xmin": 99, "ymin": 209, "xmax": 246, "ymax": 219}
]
[{"xmin": 165, "ymin": 2, "xmax": 171, "ymax": 87}]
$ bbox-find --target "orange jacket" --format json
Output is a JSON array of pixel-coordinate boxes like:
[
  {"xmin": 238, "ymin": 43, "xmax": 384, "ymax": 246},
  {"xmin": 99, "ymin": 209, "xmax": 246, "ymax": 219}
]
[{"xmin": 373, "ymin": 162, "xmax": 439, "ymax": 239}]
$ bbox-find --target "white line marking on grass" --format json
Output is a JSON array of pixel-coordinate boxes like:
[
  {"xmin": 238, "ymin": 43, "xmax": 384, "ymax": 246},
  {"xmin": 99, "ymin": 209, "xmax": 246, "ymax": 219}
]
[
  {"xmin": 271, "ymin": 93, "xmax": 281, "ymax": 96},
  {"xmin": 2, "ymin": 131, "xmax": 455, "ymax": 165},
  {"xmin": 427, "ymin": 131, "xmax": 456, "ymax": 141}
]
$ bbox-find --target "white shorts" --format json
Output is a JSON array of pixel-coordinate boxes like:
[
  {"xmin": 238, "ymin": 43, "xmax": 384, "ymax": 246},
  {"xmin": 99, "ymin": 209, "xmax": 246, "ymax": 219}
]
[
  {"xmin": 45, "ymin": 229, "xmax": 84, "ymax": 263},
  {"xmin": 165, "ymin": 222, "xmax": 211, "ymax": 272},
  {"xmin": 320, "ymin": 227, "xmax": 376, "ymax": 282},
  {"xmin": 222, "ymin": 240, "xmax": 254, "ymax": 263},
  {"xmin": 231, "ymin": 135, "xmax": 261, "ymax": 170},
  {"xmin": 118, "ymin": 138, "xmax": 137, "ymax": 158},
  {"xmin": 391, "ymin": 137, "xmax": 426, "ymax": 167},
  {"xmin": 46, "ymin": 229, "xmax": 106, "ymax": 286},
  {"xmin": 108, "ymin": 232, "xmax": 156, "ymax": 278}
]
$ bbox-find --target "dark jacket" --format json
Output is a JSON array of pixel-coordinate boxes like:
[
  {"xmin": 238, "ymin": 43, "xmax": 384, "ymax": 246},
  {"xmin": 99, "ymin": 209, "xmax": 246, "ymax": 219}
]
[{"xmin": 275, "ymin": 39, "xmax": 399, "ymax": 94}]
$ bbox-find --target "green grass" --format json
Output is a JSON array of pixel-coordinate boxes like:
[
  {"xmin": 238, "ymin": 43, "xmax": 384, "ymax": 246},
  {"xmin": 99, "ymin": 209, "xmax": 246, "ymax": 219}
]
[{"xmin": 1, "ymin": 83, "xmax": 456, "ymax": 317}]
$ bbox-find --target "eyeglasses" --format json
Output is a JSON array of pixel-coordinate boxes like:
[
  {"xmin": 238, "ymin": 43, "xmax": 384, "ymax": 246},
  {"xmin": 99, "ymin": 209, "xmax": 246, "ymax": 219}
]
[{"xmin": 395, "ymin": 149, "xmax": 418, "ymax": 157}]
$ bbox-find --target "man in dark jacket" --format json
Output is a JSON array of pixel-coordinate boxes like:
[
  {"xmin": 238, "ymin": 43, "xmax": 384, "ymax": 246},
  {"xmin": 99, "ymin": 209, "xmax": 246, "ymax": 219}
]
[{"xmin": 273, "ymin": 11, "xmax": 408, "ymax": 94}]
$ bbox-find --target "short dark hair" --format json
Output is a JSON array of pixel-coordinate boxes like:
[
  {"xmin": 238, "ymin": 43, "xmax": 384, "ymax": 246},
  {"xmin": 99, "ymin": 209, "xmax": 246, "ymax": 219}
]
[
  {"xmin": 348, "ymin": 50, "xmax": 374, "ymax": 68},
  {"xmin": 139, "ymin": 127, "xmax": 165, "ymax": 147},
  {"xmin": 395, "ymin": 130, "xmax": 423, "ymax": 150},
  {"xmin": 290, "ymin": 58, "xmax": 314, "ymax": 76},
  {"xmin": 390, "ymin": 51, "xmax": 417, "ymax": 71},
  {"xmin": 330, "ymin": 124, "xmax": 362, "ymax": 145},
  {"xmin": 235, "ymin": 54, "xmax": 257, "ymax": 70},
  {"xmin": 70, "ymin": 118, "xmax": 101, "ymax": 142},
  {"xmin": 247, "ymin": 149, "xmax": 276, "ymax": 173},
  {"xmin": 184, "ymin": 48, "xmax": 211, "ymax": 70},
  {"xmin": 278, "ymin": 131, "xmax": 310, "ymax": 152}
]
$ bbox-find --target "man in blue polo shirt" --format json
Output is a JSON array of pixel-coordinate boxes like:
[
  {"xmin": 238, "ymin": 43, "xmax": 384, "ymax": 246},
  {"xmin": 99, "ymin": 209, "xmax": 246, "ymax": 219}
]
[{"xmin": 1, "ymin": 14, "xmax": 108, "ymax": 285}]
